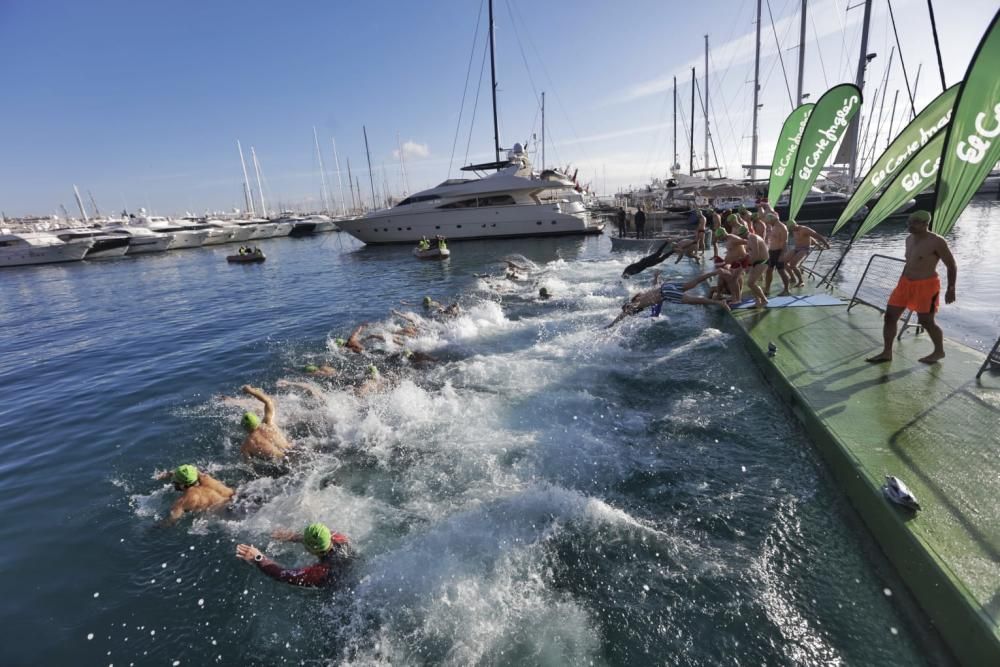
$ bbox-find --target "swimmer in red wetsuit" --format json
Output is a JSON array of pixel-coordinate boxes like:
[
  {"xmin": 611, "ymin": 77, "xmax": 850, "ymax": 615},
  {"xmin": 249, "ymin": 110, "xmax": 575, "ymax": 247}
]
[{"xmin": 236, "ymin": 522, "xmax": 354, "ymax": 587}]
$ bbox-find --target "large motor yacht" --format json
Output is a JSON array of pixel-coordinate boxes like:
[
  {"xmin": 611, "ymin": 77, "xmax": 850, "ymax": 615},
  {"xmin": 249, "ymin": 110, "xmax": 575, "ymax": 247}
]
[
  {"xmin": 139, "ymin": 216, "xmax": 209, "ymax": 249},
  {"xmin": 54, "ymin": 229, "xmax": 131, "ymax": 259},
  {"xmin": 337, "ymin": 145, "xmax": 602, "ymax": 245},
  {"xmin": 0, "ymin": 230, "xmax": 93, "ymax": 267},
  {"xmin": 101, "ymin": 225, "xmax": 175, "ymax": 254}
]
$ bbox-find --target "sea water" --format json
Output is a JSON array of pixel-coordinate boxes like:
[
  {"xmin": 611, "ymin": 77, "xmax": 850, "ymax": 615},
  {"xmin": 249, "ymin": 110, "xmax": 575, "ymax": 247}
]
[{"xmin": 4, "ymin": 201, "xmax": 996, "ymax": 665}]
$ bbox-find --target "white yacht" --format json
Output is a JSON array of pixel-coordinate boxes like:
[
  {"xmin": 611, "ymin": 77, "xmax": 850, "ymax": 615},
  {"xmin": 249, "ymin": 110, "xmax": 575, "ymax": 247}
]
[
  {"xmin": 102, "ymin": 225, "xmax": 174, "ymax": 254},
  {"xmin": 337, "ymin": 145, "xmax": 601, "ymax": 245},
  {"xmin": 140, "ymin": 216, "xmax": 208, "ymax": 249},
  {"xmin": 0, "ymin": 230, "xmax": 92, "ymax": 267},
  {"xmin": 53, "ymin": 229, "xmax": 131, "ymax": 259},
  {"xmin": 204, "ymin": 218, "xmax": 254, "ymax": 243}
]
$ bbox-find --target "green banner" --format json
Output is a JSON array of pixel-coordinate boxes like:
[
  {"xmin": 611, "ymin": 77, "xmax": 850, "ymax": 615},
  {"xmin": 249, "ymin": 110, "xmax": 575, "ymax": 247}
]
[
  {"xmin": 853, "ymin": 132, "xmax": 946, "ymax": 240},
  {"xmin": 788, "ymin": 83, "xmax": 862, "ymax": 221},
  {"xmin": 767, "ymin": 103, "xmax": 814, "ymax": 204},
  {"xmin": 932, "ymin": 10, "xmax": 1000, "ymax": 237},
  {"xmin": 831, "ymin": 84, "xmax": 960, "ymax": 234}
]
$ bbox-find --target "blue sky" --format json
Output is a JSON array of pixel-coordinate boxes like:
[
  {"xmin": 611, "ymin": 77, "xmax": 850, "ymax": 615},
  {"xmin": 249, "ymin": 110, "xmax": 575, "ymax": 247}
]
[{"xmin": 0, "ymin": 0, "xmax": 995, "ymax": 217}]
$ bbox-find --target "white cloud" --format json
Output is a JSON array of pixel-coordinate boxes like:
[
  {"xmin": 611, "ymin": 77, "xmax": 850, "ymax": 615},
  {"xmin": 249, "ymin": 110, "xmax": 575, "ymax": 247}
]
[{"xmin": 393, "ymin": 140, "xmax": 430, "ymax": 160}]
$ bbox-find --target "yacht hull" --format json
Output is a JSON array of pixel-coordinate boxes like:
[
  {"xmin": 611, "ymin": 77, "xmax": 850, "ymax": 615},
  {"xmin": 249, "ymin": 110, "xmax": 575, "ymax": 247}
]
[
  {"xmin": 0, "ymin": 241, "xmax": 91, "ymax": 267},
  {"xmin": 125, "ymin": 236, "xmax": 173, "ymax": 254},
  {"xmin": 338, "ymin": 205, "xmax": 600, "ymax": 244}
]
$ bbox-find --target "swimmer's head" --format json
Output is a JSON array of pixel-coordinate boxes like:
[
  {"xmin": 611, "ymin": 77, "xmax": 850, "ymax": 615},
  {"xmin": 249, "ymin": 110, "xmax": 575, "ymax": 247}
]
[
  {"xmin": 242, "ymin": 411, "xmax": 261, "ymax": 432},
  {"xmin": 737, "ymin": 225, "xmax": 749, "ymax": 237},
  {"xmin": 173, "ymin": 464, "xmax": 198, "ymax": 487},
  {"xmin": 334, "ymin": 337, "xmax": 347, "ymax": 347},
  {"xmin": 750, "ymin": 212, "xmax": 759, "ymax": 222},
  {"xmin": 539, "ymin": 287, "xmax": 550, "ymax": 299},
  {"xmin": 907, "ymin": 209, "xmax": 931, "ymax": 231},
  {"xmin": 422, "ymin": 296, "xmax": 432, "ymax": 307},
  {"xmin": 764, "ymin": 213, "xmax": 779, "ymax": 224},
  {"xmin": 303, "ymin": 522, "xmax": 332, "ymax": 555},
  {"xmin": 303, "ymin": 364, "xmax": 319, "ymax": 373},
  {"xmin": 725, "ymin": 214, "xmax": 738, "ymax": 225},
  {"xmin": 368, "ymin": 364, "xmax": 379, "ymax": 379},
  {"xmin": 714, "ymin": 228, "xmax": 727, "ymax": 239}
]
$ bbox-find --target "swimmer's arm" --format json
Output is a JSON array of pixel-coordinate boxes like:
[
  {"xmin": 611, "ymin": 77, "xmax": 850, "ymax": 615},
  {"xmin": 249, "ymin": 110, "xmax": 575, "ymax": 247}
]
[
  {"xmin": 271, "ymin": 528, "xmax": 304, "ymax": 542},
  {"xmin": 276, "ymin": 379, "xmax": 325, "ymax": 400},
  {"xmin": 154, "ymin": 470, "xmax": 172, "ymax": 481},
  {"xmin": 162, "ymin": 501, "xmax": 186, "ymax": 526},
  {"xmin": 241, "ymin": 385, "xmax": 276, "ymax": 424},
  {"xmin": 346, "ymin": 325, "xmax": 366, "ymax": 353},
  {"xmin": 391, "ymin": 309, "xmax": 420, "ymax": 326}
]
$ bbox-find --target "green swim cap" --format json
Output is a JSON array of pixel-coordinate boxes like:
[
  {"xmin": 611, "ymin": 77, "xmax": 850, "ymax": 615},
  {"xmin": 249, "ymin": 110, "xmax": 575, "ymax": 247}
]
[
  {"xmin": 909, "ymin": 209, "xmax": 932, "ymax": 224},
  {"xmin": 303, "ymin": 364, "xmax": 319, "ymax": 373},
  {"xmin": 303, "ymin": 522, "xmax": 332, "ymax": 554},
  {"xmin": 750, "ymin": 212, "xmax": 759, "ymax": 221},
  {"xmin": 334, "ymin": 337, "xmax": 347, "ymax": 347},
  {"xmin": 242, "ymin": 411, "xmax": 261, "ymax": 431},
  {"xmin": 368, "ymin": 364, "xmax": 379, "ymax": 378},
  {"xmin": 714, "ymin": 228, "xmax": 727, "ymax": 239},
  {"xmin": 725, "ymin": 214, "xmax": 738, "ymax": 225},
  {"xmin": 423, "ymin": 296, "xmax": 432, "ymax": 307},
  {"xmin": 786, "ymin": 219, "xmax": 797, "ymax": 229},
  {"xmin": 737, "ymin": 225, "xmax": 749, "ymax": 236},
  {"xmin": 174, "ymin": 464, "xmax": 198, "ymax": 487}
]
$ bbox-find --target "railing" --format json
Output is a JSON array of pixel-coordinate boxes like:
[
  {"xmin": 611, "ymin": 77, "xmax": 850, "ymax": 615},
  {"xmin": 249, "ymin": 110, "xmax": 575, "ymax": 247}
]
[
  {"xmin": 977, "ymin": 335, "xmax": 1000, "ymax": 379},
  {"xmin": 846, "ymin": 254, "xmax": 921, "ymax": 341}
]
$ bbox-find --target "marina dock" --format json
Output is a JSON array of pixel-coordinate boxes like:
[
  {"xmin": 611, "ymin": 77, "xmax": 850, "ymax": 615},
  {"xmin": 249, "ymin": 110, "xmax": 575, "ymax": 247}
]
[{"xmin": 730, "ymin": 291, "xmax": 1000, "ymax": 665}]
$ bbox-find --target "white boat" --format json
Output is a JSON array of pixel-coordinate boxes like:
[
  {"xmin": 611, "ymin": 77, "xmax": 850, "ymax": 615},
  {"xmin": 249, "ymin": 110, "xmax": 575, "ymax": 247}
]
[
  {"xmin": 271, "ymin": 221, "xmax": 294, "ymax": 237},
  {"xmin": 140, "ymin": 216, "xmax": 208, "ymax": 249},
  {"xmin": 303, "ymin": 214, "xmax": 337, "ymax": 233},
  {"xmin": 205, "ymin": 219, "xmax": 254, "ymax": 243},
  {"xmin": 0, "ymin": 230, "xmax": 92, "ymax": 267},
  {"xmin": 338, "ymin": 144, "xmax": 600, "ymax": 245},
  {"xmin": 103, "ymin": 225, "xmax": 174, "ymax": 254},
  {"xmin": 53, "ymin": 229, "xmax": 131, "ymax": 259}
]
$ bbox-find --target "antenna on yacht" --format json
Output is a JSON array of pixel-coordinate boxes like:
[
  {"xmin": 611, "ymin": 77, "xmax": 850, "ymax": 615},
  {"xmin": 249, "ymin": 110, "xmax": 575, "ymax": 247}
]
[
  {"xmin": 332, "ymin": 137, "xmax": 348, "ymax": 216},
  {"xmin": 488, "ymin": 0, "xmax": 501, "ymax": 169},
  {"xmin": 236, "ymin": 140, "xmax": 255, "ymax": 216},
  {"xmin": 250, "ymin": 146, "xmax": 267, "ymax": 219},
  {"xmin": 73, "ymin": 185, "xmax": 90, "ymax": 223},
  {"xmin": 363, "ymin": 125, "xmax": 377, "ymax": 210}
]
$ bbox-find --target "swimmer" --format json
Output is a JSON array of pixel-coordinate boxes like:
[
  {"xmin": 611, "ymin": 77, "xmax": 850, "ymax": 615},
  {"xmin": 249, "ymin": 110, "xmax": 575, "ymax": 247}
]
[
  {"xmin": 743, "ymin": 225, "xmax": 770, "ymax": 307},
  {"xmin": 539, "ymin": 287, "xmax": 551, "ymax": 300},
  {"xmin": 782, "ymin": 220, "xmax": 830, "ymax": 289},
  {"xmin": 607, "ymin": 269, "xmax": 728, "ymax": 327},
  {"xmin": 275, "ymin": 378, "xmax": 327, "ymax": 401},
  {"xmin": 154, "ymin": 464, "xmax": 234, "ymax": 525},
  {"xmin": 240, "ymin": 385, "xmax": 293, "ymax": 460},
  {"xmin": 236, "ymin": 522, "xmax": 354, "ymax": 588},
  {"xmin": 301, "ymin": 363, "xmax": 338, "ymax": 378}
]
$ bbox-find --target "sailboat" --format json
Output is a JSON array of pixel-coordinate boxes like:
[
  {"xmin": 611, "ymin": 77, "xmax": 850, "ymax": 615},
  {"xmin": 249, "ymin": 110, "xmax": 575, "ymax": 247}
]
[{"xmin": 337, "ymin": 0, "xmax": 602, "ymax": 245}]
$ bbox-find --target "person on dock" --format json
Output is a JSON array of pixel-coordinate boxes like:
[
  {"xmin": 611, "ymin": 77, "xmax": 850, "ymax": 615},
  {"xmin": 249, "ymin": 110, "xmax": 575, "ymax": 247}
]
[
  {"xmin": 616, "ymin": 207, "xmax": 627, "ymax": 238},
  {"xmin": 763, "ymin": 213, "xmax": 791, "ymax": 296},
  {"xmin": 718, "ymin": 221, "xmax": 750, "ymax": 304},
  {"xmin": 782, "ymin": 220, "xmax": 830, "ymax": 288},
  {"xmin": 634, "ymin": 206, "xmax": 647, "ymax": 239},
  {"xmin": 694, "ymin": 211, "xmax": 707, "ymax": 255},
  {"xmin": 236, "ymin": 522, "xmax": 354, "ymax": 588},
  {"xmin": 606, "ymin": 269, "xmax": 729, "ymax": 327},
  {"xmin": 155, "ymin": 465, "xmax": 234, "ymax": 525},
  {"xmin": 744, "ymin": 226, "xmax": 770, "ymax": 308},
  {"xmin": 865, "ymin": 210, "xmax": 957, "ymax": 365},
  {"xmin": 240, "ymin": 385, "xmax": 293, "ymax": 460}
]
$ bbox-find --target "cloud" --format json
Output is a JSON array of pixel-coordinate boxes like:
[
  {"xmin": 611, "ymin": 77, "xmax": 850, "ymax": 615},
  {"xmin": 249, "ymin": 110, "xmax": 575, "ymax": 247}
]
[{"xmin": 393, "ymin": 140, "xmax": 430, "ymax": 160}]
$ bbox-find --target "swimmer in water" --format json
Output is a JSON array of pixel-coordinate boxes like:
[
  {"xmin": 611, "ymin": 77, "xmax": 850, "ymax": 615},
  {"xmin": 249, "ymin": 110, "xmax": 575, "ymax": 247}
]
[
  {"xmin": 301, "ymin": 363, "xmax": 338, "ymax": 378},
  {"xmin": 607, "ymin": 269, "xmax": 728, "ymax": 327},
  {"xmin": 236, "ymin": 522, "xmax": 354, "ymax": 588},
  {"xmin": 154, "ymin": 465, "xmax": 234, "ymax": 525},
  {"xmin": 240, "ymin": 385, "xmax": 293, "ymax": 460}
]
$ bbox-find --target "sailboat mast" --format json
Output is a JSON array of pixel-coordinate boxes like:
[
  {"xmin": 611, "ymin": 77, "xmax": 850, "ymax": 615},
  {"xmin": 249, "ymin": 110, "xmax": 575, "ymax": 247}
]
[
  {"xmin": 751, "ymin": 0, "xmax": 762, "ymax": 181},
  {"xmin": 250, "ymin": 146, "xmax": 267, "ymax": 218},
  {"xmin": 797, "ymin": 0, "xmax": 807, "ymax": 105},
  {"xmin": 704, "ymin": 35, "xmax": 710, "ymax": 171},
  {"xmin": 88, "ymin": 191, "xmax": 101, "ymax": 218},
  {"xmin": 541, "ymin": 91, "xmax": 545, "ymax": 171},
  {"xmin": 237, "ymin": 140, "xmax": 255, "ymax": 215},
  {"xmin": 396, "ymin": 133, "xmax": 410, "ymax": 195},
  {"xmin": 926, "ymin": 0, "xmax": 947, "ymax": 91},
  {"xmin": 73, "ymin": 185, "xmax": 89, "ymax": 222},
  {"xmin": 488, "ymin": 0, "xmax": 501, "ymax": 168},
  {"xmin": 346, "ymin": 157, "xmax": 357, "ymax": 212},
  {"xmin": 673, "ymin": 76, "xmax": 677, "ymax": 168},
  {"xmin": 332, "ymin": 137, "xmax": 347, "ymax": 216},
  {"xmin": 313, "ymin": 126, "xmax": 331, "ymax": 213},
  {"xmin": 363, "ymin": 125, "xmax": 377, "ymax": 210},
  {"xmin": 690, "ymin": 67, "xmax": 695, "ymax": 175},
  {"xmin": 848, "ymin": 0, "xmax": 874, "ymax": 184}
]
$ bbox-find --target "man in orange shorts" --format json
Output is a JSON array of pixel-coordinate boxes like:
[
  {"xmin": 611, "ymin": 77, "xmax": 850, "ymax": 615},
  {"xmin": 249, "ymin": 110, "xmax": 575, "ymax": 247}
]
[{"xmin": 865, "ymin": 210, "xmax": 957, "ymax": 364}]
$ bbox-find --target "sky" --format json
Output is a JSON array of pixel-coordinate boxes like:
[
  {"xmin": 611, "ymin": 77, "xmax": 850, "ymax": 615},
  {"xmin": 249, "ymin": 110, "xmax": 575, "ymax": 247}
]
[{"xmin": 0, "ymin": 0, "xmax": 996, "ymax": 217}]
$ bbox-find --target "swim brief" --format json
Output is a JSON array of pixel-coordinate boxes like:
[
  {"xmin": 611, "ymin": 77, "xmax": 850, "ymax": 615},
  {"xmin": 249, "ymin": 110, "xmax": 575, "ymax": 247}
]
[
  {"xmin": 887, "ymin": 275, "xmax": 940, "ymax": 314},
  {"xmin": 659, "ymin": 282, "xmax": 686, "ymax": 304},
  {"xmin": 767, "ymin": 248, "xmax": 784, "ymax": 269},
  {"xmin": 728, "ymin": 256, "xmax": 750, "ymax": 270},
  {"xmin": 751, "ymin": 257, "xmax": 767, "ymax": 267}
]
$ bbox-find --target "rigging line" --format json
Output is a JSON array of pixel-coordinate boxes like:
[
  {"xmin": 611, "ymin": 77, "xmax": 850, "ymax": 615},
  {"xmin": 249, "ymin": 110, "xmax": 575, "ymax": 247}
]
[
  {"xmin": 449, "ymin": 0, "xmax": 486, "ymax": 176},
  {"xmin": 503, "ymin": 0, "xmax": 542, "ymax": 107},
  {"xmin": 765, "ymin": 0, "xmax": 795, "ymax": 111},
  {"xmin": 694, "ymin": 77, "xmax": 724, "ymax": 176},
  {"xmin": 886, "ymin": 0, "xmax": 916, "ymax": 117},
  {"xmin": 810, "ymin": 12, "xmax": 830, "ymax": 88},
  {"xmin": 709, "ymin": 51, "xmax": 748, "ymax": 170},
  {"xmin": 642, "ymin": 80, "xmax": 676, "ymax": 182},
  {"xmin": 464, "ymin": 35, "xmax": 491, "ymax": 167}
]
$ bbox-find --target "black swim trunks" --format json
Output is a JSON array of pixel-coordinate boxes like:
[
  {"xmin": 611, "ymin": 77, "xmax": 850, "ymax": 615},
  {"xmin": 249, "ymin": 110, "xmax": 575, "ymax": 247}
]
[{"xmin": 767, "ymin": 248, "xmax": 784, "ymax": 269}]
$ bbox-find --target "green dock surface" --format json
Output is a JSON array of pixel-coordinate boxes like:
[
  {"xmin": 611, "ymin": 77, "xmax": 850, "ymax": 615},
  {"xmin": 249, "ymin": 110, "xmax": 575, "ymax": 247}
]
[{"xmin": 730, "ymin": 295, "xmax": 1000, "ymax": 665}]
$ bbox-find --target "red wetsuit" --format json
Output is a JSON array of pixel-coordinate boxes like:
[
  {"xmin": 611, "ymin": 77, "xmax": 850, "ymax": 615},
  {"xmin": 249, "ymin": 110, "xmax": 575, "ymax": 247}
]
[{"xmin": 255, "ymin": 532, "xmax": 354, "ymax": 587}]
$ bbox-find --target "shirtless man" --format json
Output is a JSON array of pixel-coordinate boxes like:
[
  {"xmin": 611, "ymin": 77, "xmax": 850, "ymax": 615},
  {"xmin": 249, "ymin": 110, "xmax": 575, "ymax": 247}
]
[
  {"xmin": 782, "ymin": 220, "xmax": 830, "ymax": 288},
  {"xmin": 302, "ymin": 364, "xmax": 337, "ymax": 378},
  {"xmin": 865, "ymin": 210, "xmax": 957, "ymax": 364},
  {"xmin": 750, "ymin": 212, "xmax": 767, "ymax": 238},
  {"xmin": 743, "ymin": 226, "xmax": 770, "ymax": 307},
  {"xmin": 240, "ymin": 385, "xmax": 293, "ymax": 460},
  {"xmin": 155, "ymin": 465, "xmax": 234, "ymax": 525},
  {"xmin": 344, "ymin": 324, "xmax": 367, "ymax": 354},
  {"xmin": 607, "ymin": 270, "xmax": 728, "ymax": 327},
  {"xmin": 694, "ymin": 211, "xmax": 707, "ymax": 254},
  {"xmin": 719, "ymin": 221, "xmax": 750, "ymax": 304},
  {"xmin": 763, "ymin": 213, "xmax": 790, "ymax": 295}
]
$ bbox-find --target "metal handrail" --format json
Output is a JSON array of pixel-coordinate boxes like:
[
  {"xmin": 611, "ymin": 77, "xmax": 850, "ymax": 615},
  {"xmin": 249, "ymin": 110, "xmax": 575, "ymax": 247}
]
[
  {"xmin": 977, "ymin": 334, "xmax": 1000, "ymax": 379},
  {"xmin": 846, "ymin": 254, "xmax": 920, "ymax": 341}
]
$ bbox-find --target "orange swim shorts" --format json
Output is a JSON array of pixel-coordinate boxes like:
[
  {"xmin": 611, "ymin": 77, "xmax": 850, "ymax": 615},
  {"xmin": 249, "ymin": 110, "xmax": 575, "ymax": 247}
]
[{"xmin": 887, "ymin": 275, "xmax": 940, "ymax": 314}]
